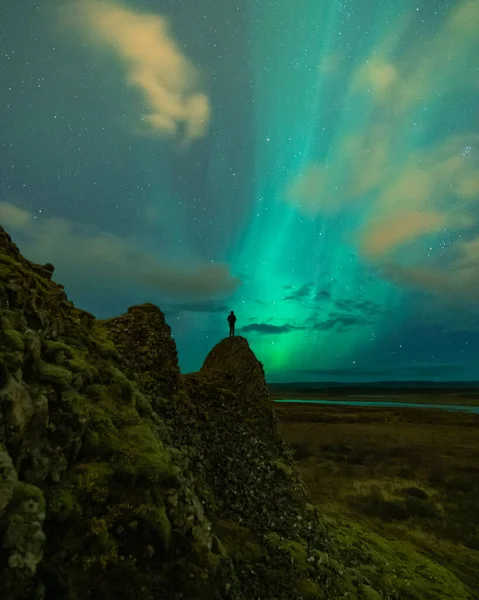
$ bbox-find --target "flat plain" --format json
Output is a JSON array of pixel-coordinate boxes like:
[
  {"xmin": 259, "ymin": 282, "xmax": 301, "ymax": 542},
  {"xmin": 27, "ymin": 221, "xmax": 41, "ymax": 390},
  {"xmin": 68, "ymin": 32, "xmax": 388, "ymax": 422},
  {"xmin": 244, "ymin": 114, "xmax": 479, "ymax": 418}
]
[{"xmin": 275, "ymin": 399, "xmax": 479, "ymax": 593}]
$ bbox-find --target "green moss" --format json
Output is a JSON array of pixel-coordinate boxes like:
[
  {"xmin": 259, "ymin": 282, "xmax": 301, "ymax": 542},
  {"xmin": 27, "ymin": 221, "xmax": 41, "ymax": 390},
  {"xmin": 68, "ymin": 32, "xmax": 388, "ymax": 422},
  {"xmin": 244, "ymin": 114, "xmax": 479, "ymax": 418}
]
[
  {"xmin": 76, "ymin": 462, "xmax": 114, "ymax": 503},
  {"xmin": 0, "ymin": 262, "xmax": 12, "ymax": 279},
  {"xmin": 101, "ymin": 365, "xmax": 134, "ymax": 405},
  {"xmin": 68, "ymin": 358, "xmax": 95, "ymax": 375},
  {"xmin": 0, "ymin": 255, "xmax": 50, "ymax": 297},
  {"xmin": 297, "ymin": 578, "xmax": 323, "ymax": 598},
  {"xmin": 137, "ymin": 503, "xmax": 172, "ymax": 548},
  {"xmin": 0, "ymin": 350, "xmax": 22, "ymax": 374},
  {"xmin": 61, "ymin": 390, "xmax": 89, "ymax": 418},
  {"xmin": 118, "ymin": 424, "xmax": 177, "ymax": 484},
  {"xmin": 84, "ymin": 383, "xmax": 109, "ymax": 401},
  {"xmin": 43, "ymin": 340, "xmax": 74, "ymax": 362},
  {"xmin": 35, "ymin": 360, "xmax": 72, "ymax": 386},
  {"xmin": 205, "ymin": 551, "xmax": 221, "ymax": 571},
  {"xmin": 358, "ymin": 585, "xmax": 384, "ymax": 600},
  {"xmin": 10, "ymin": 481, "xmax": 45, "ymax": 511},
  {"xmin": 127, "ymin": 450, "xmax": 174, "ymax": 483},
  {"xmin": 67, "ymin": 350, "xmax": 99, "ymax": 383},
  {"xmin": 90, "ymin": 324, "xmax": 121, "ymax": 361},
  {"xmin": 318, "ymin": 516, "xmax": 474, "ymax": 600},
  {"xmin": 103, "ymin": 365, "xmax": 130, "ymax": 384},
  {"xmin": 85, "ymin": 516, "xmax": 120, "ymax": 569},
  {"xmin": 213, "ymin": 520, "xmax": 264, "ymax": 562},
  {"xmin": 86, "ymin": 380, "xmax": 135, "ymax": 411},
  {"xmin": 265, "ymin": 532, "xmax": 310, "ymax": 572},
  {"xmin": 0, "ymin": 254, "xmax": 22, "ymax": 277},
  {"xmin": 4, "ymin": 328, "xmax": 24, "ymax": 352},
  {"xmin": 42, "ymin": 342, "xmax": 101, "ymax": 387},
  {"xmin": 78, "ymin": 395, "xmax": 178, "ymax": 486},
  {"xmin": 272, "ymin": 459, "xmax": 293, "ymax": 477},
  {"xmin": 82, "ymin": 410, "xmax": 121, "ymax": 458},
  {"xmin": 132, "ymin": 387, "xmax": 153, "ymax": 416},
  {"xmin": 48, "ymin": 487, "xmax": 81, "ymax": 521}
]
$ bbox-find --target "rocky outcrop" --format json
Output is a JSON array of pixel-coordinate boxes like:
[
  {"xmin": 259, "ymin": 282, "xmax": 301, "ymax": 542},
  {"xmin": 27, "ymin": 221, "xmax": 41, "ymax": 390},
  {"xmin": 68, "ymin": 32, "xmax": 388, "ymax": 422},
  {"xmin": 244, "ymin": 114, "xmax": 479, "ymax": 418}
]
[
  {"xmin": 0, "ymin": 227, "xmax": 224, "ymax": 600},
  {"xmin": 103, "ymin": 304, "xmax": 181, "ymax": 406},
  {"xmin": 186, "ymin": 338, "xmax": 308, "ymax": 535},
  {"xmin": 0, "ymin": 224, "xmax": 475, "ymax": 600}
]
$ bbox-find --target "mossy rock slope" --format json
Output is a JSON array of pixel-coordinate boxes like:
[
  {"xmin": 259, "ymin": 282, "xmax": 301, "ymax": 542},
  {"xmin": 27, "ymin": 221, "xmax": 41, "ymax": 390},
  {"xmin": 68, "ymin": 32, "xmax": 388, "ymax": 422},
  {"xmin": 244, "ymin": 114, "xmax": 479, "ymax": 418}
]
[{"xmin": 0, "ymin": 224, "xmax": 475, "ymax": 600}]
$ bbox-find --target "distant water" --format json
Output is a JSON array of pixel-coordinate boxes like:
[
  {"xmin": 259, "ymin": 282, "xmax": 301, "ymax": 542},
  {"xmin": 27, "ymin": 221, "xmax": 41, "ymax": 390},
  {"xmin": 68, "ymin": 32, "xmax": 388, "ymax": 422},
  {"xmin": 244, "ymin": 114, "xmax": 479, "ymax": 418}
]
[{"xmin": 274, "ymin": 399, "xmax": 479, "ymax": 414}]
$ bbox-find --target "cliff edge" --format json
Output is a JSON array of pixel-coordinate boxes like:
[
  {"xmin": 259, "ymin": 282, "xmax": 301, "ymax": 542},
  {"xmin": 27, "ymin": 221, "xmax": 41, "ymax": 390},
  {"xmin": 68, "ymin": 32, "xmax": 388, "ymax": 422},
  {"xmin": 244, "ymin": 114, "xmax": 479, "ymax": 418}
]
[{"xmin": 0, "ymin": 225, "xmax": 474, "ymax": 600}]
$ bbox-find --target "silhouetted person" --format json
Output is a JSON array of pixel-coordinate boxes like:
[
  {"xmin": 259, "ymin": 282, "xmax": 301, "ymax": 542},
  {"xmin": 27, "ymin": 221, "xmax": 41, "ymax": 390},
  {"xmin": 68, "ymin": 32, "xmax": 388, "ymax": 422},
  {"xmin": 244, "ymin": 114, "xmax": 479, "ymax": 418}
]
[{"xmin": 228, "ymin": 310, "xmax": 236, "ymax": 337}]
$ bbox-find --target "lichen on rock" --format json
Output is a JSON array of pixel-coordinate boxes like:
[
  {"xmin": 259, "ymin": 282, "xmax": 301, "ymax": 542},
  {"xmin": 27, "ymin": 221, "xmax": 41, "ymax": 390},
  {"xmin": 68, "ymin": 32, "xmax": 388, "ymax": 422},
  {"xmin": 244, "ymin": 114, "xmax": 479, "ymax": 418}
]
[{"xmin": 1, "ymin": 477, "xmax": 46, "ymax": 599}]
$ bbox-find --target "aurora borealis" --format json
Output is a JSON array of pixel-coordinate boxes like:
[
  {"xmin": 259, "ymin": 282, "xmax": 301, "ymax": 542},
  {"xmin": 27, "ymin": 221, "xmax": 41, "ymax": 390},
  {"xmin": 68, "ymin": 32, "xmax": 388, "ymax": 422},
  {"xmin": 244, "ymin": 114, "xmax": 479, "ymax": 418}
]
[{"xmin": 1, "ymin": 0, "xmax": 478, "ymax": 381}]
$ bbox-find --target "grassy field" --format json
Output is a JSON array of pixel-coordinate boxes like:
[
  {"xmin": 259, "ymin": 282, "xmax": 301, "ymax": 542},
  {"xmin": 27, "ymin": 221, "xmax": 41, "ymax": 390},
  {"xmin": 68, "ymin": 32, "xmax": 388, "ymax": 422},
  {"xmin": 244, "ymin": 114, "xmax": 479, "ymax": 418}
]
[{"xmin": 275, "ymin": 403, "xmax": 479, "ymax": 593}]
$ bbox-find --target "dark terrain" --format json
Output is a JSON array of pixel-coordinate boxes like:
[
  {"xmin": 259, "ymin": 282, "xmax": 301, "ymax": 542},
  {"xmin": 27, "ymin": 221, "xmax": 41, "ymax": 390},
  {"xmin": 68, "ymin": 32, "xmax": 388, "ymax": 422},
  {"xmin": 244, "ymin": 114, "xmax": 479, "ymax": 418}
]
[{"xmin": 276, "ymin": 402, "xmax": 479, "ymax": 593}]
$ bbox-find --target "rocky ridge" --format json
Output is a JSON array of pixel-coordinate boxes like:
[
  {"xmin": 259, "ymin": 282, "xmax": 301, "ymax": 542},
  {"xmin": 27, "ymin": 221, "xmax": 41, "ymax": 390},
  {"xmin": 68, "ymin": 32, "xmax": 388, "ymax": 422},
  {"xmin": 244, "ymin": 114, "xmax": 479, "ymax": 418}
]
[{"xmin": 0, "ymin": 224, "xmax": 475, "ymax": 600}]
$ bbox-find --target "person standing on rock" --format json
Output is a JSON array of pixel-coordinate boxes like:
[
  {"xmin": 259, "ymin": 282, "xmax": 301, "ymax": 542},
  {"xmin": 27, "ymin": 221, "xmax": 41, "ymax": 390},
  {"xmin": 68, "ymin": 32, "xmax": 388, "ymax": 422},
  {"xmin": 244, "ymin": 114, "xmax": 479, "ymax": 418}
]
[{"xmin": 228, "ymin": 310, "xmax": 236, "ymax": 337}]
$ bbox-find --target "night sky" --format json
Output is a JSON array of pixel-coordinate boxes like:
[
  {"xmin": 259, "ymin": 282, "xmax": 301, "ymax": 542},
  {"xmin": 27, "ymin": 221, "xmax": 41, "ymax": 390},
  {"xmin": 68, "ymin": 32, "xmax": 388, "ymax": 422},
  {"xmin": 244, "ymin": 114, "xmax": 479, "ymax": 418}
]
[{"xmin": 1, "ymin": 0, "xmax": 479, "ymax": 382}]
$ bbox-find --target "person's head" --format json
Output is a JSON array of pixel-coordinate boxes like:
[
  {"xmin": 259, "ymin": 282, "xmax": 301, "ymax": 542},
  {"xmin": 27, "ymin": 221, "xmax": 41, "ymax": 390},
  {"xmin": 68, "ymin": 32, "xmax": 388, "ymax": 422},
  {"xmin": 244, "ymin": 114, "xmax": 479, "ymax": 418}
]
[{"xmin": 230, "ymin": 310, "xmax": 234, "ymax": 315}]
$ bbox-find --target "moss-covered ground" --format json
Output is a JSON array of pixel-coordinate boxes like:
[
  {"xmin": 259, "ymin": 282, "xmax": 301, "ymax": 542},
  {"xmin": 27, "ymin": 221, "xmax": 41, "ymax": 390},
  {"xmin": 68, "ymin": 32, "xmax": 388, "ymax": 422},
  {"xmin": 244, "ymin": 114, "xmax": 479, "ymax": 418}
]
[{"xmin": 276, "ymin": 403, "xmax": 479, "ymax": 595}]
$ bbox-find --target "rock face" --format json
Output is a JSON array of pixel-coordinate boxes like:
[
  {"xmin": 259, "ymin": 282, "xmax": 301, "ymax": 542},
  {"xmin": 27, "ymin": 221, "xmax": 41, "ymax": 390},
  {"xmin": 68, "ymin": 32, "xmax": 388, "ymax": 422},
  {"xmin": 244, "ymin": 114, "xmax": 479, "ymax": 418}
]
[
  {"xmin": 0, "ymin": 224, "xmax": 475, "ymax": 600},
  {"xmin": 104, "ymin": 304, "xmax": 181, "ymax": 405}
]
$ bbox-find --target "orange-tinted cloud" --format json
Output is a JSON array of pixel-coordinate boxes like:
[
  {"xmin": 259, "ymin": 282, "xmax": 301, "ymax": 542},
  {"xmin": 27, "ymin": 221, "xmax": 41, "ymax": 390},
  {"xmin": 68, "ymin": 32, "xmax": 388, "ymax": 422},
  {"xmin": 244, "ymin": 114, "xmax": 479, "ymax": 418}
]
[
  {"xmin": 379, "ymin": 228, "xmax": 479, "ymax": 303},
  {"xmin": 350, "ymin": 1, "xmax": 479, "ymax": 110},
  {"xmin": 359, "ymin": 209, "xmax": 446, "ymax": 259},
  {"xmin": 285, "ymin": 116, "xmax": 478, "ymax": 266},
  {"xmin": 353, "ymin": 57, "xmax": 398, "ymax": 100},
  {"xmin": 65, "ymin": 1, "xmax": 210, "ymax": 141},
  {"xmin": 382, "ymin": 258, "xmax": 479, "ymax": 301},
  {"xmin": 285, "ymin": 164, "xmax": 332, "ymax": 214}
]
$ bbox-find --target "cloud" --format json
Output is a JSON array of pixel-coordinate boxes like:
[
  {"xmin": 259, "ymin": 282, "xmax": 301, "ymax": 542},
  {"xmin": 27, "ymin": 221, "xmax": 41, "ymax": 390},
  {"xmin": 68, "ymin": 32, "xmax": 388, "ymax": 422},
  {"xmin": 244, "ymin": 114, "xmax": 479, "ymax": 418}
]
[
  {"xmin": 353, "ymin": 137, "xmax": 477, "ymax": 260},
  {"xmin": 285, "ymin": 164, "xmax": 333, "ymax": 215},
  {"xmin": 279, "ymin": 284, "xmax": 385, "ymax": 325},
  {"xmin": 0, "ymin": 202, "xmax": 239, "ymax": 298},
  {"xmin": 351, "ymin": 2, "xmax": 479, "ymax": 110},
  {"xmin": 331, "ymin": 298, "xmax": 384, "ymax": 316},
  {"xmin": 282, "ymin": 1, "xmax": 479, "ymax": 301},
  {"xmin": 165, "ymin": 300, "xmax": 229, "ymax": 314},
  {"xmin": 380, "ymin": 235, "xmax": 479, "ymax": 301},
  {"xmin": 309, "ymin": 289, "xmax": 384, "ymax": 317},
  {"xmin": 286, "ymin": 132, "xmax": 478, "ymax": 256},
  {"xmin": 284, "ymin": 129, "xmax": 395, "ymax": 217},
  {"xmin": 284, "ymin": 283, "xmax": 313, "ymax": 301},
  {"xmin": 63, "ymin": 0, "xmax": 210, "ymax": 141},
  {"xmin": 312, "ymin": 315, "xmax": 372, "ymax": 332},
  {"xmin": 352, "ymin": 300, "xmax": 384, "ymax": 315},
  {"xmin": 359, "ymin": 209, "xmax": 447, "ymax": 259},
  {"xmin": 239, "ymin": 323, "xmax": 304, "ymax": 335},
  {"xmin": 238, "ymin": 296, "xmax": 382, "ymax": 338},
  {"xmin": 0, "ymin": 202, "xmax": 31, "ymax": 228},
  {"xmin": 353, "ymin": 57, "xmax": 398, "ymax": 100},
  {"xmin": 381, "ymin": 264, "xmax": 455, "ymax": 295}
]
